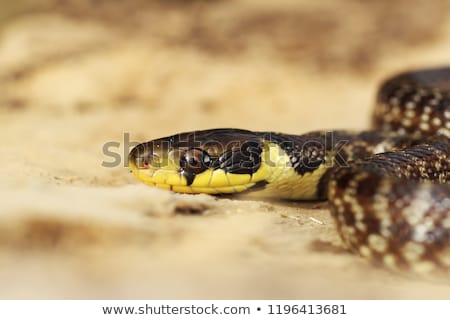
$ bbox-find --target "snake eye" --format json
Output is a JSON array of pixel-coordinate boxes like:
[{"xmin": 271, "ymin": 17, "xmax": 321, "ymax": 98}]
[{"xmin": 180, "ymin": 148, "xmax": 211, "ymax": 174}]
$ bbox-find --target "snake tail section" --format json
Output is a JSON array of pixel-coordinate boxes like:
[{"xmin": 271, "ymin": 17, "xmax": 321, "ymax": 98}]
[{"xmin": 328, "ymin": 141, "xmax": 450, "ymax": 271}]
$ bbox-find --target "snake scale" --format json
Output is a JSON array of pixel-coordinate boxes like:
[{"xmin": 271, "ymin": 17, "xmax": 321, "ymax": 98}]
[{"xmin": 129, "ymin": 67, "xmax": 450, "ymax": 272}]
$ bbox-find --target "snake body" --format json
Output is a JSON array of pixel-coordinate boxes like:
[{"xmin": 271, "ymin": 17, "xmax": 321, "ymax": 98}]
[{"xmin": 129, "ymin": 67, "xmax": 450, "ymax": 272}]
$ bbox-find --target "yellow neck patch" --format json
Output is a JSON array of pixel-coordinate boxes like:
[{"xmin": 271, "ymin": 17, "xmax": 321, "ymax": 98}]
[{"xmin": 247, "ymin": 142, "xmax": 329, "ymax": 200}]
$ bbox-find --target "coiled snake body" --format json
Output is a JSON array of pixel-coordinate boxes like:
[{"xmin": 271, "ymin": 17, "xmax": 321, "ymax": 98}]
[{"xmin": 129, "ymin": 67, "xmax": 450, "ymax": 272}]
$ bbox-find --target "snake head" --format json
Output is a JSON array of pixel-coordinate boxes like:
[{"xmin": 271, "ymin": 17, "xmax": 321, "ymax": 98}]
[{"xmin": 128, "ymin": 128, "xmax": 266, "ymax": 194}]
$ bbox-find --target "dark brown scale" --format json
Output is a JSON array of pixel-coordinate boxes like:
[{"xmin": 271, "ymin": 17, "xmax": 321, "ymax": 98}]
[{"xmin": 374, "ymin": 67, "xmax": 450, "ymax": 137}]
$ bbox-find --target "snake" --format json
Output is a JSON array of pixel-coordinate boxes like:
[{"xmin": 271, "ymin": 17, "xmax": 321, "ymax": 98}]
[{"xmin": 128, "ymin": 67, "xmax": 450, "ymax": 272}]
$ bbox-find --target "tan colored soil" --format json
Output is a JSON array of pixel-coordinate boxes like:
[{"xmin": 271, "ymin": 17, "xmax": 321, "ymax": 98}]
[{"xmin": 1, "ymin": 0, "xmax": 450, "ymax": 299}]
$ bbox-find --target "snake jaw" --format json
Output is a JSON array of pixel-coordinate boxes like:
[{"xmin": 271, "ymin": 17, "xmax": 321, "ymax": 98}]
[{"xmin": 128, "ymin": 129, "xmax": 271, "ymax": 193}]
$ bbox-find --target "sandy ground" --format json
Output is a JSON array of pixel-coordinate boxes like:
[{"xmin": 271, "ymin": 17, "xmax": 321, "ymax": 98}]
[{"xmin": 1, "ymin": 0, "xmax": 450, "ymax": 299}]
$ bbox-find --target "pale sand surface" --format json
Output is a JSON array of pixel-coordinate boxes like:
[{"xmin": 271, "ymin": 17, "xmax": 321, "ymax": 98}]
[{"xmin": 1, "ymin": 0, "xmax": 450, "ymax": 299}]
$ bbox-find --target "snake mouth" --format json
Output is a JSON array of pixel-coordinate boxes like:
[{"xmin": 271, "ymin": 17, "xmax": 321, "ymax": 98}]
[
  {"xmin": 128, "ymin": 157, "xmax": 259, "ymax": 194},
  {"xmin": 128, "ymin": 143, "xmax": 263, "ymax": 194}
]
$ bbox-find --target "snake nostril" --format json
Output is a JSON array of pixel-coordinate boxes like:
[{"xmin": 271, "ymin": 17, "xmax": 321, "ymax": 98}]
[
  {"xmin": 142, "ymin": 157, "xmax": 149, "ymax": 168},
  {"xmin": 136, "ymin": 156, "xmax": 149, "ymax": 169},
  {"xmin": 136, "ymin": 153, "xmax": 162, "ymax": 169}
]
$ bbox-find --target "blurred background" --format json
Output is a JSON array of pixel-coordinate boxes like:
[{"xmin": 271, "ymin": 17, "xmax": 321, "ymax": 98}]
[
  {"xmin": 1, "ymin": 0, "xmax": 450, "ymax": 299},
  {"xmin": 2, "ymin": 0, "xmax": 449, "ymax": 130}
]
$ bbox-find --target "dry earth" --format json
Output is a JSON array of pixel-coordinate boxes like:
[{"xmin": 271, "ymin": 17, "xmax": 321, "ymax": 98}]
[{"xmin": 1, "ymin": 0, "xmax": 450, "ymax": 299}]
